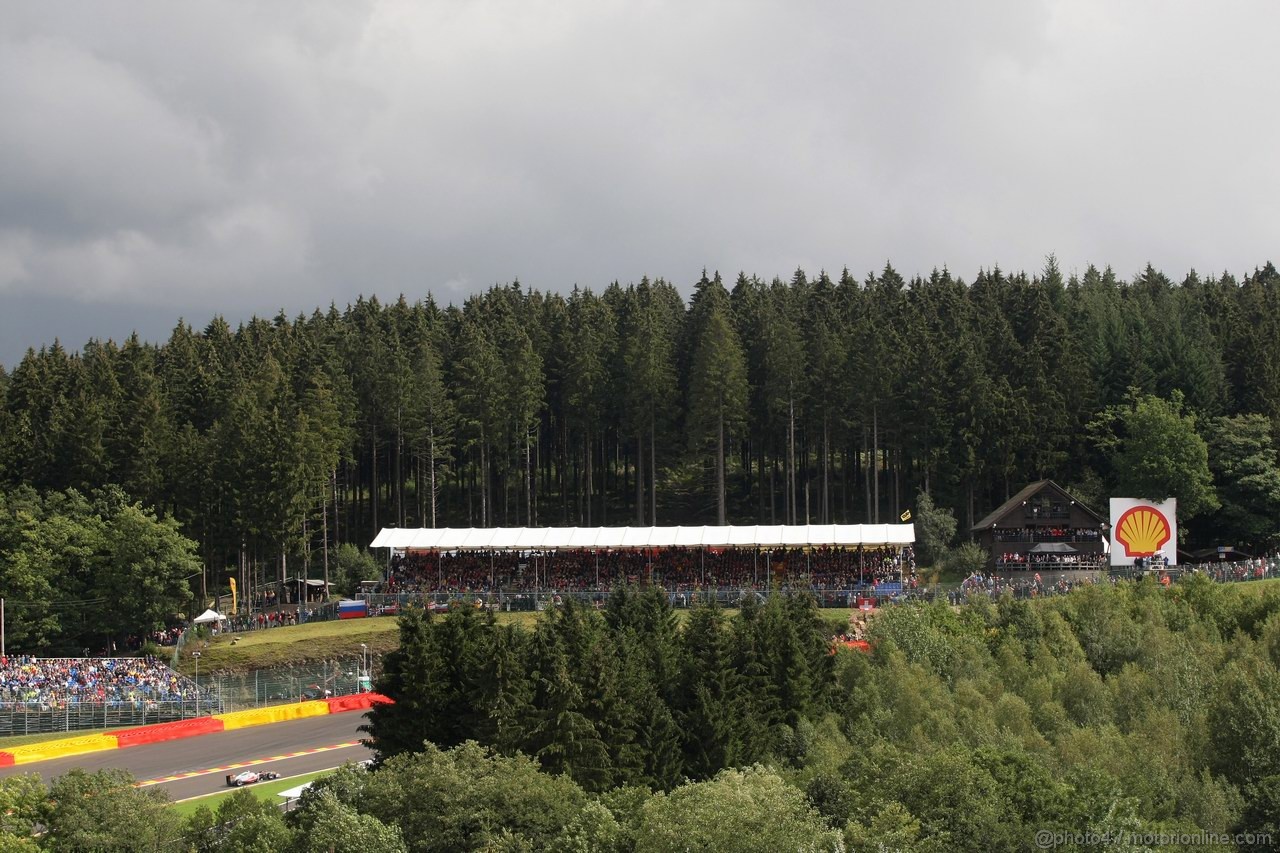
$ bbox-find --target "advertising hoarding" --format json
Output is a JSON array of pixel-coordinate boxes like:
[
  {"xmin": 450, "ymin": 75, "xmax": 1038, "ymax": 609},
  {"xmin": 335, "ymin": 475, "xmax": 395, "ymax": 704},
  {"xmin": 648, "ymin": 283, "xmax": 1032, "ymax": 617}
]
[{"xmin": 1109, "ymin": 498, "xmax": 1177, "ymax": 567}]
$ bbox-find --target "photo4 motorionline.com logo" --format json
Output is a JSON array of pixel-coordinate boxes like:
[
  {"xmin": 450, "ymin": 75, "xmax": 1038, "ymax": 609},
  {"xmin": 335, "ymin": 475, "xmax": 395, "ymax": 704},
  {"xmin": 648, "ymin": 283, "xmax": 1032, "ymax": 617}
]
[{"xmin": 1034, "ymin": 829, "xmax": 1272, "ymax": 849}]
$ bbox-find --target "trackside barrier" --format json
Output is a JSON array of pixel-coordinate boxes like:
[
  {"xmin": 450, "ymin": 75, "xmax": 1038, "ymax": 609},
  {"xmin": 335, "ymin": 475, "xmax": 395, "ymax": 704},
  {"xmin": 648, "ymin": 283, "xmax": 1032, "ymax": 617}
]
[
  {"xmin": 324, "ymin": 693, "xmax": 391, "ymax": 714},
  {"xmin": 113, "ymin": 717, "xmax": 226, "ymax": 748},
  {"xmin": 214, "ymin": 699, "xmax": 330, "ymax": 731},
  {"xmin": 0, "ymin": 692, "xmax": 395, "ymax": 768},
  {"xmin": 7, "ymin": 733, "xmax": 119, "ymax": 765}
]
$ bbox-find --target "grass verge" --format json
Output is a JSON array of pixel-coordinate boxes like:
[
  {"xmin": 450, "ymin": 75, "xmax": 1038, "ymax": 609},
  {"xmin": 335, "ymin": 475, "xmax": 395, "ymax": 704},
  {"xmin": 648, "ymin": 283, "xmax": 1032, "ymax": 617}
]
[
  {"xmin": 168, "ymin": 768, "xmax": 334, "ymax": 818},
  {"xmin": 176, "ymin": 610, "xmax": 547, "ymax": 674},
  {"xmin": 175, "ymin": 605, "xmax": 763, "ymax": 674},
  {"xmin": 177, "ymin": 617, "xmax": 403, "ymax": 674},
  {"xmin": 1237, "ymin": 577, "xmax": 1280, "ymax": 593}
]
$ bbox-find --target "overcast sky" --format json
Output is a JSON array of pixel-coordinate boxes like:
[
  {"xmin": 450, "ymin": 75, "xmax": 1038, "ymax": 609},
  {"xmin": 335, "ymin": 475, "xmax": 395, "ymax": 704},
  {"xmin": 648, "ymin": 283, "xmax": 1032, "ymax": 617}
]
[{"xmin": 2, "ymin": 0, "xmax": 1277, "ymax": 367}]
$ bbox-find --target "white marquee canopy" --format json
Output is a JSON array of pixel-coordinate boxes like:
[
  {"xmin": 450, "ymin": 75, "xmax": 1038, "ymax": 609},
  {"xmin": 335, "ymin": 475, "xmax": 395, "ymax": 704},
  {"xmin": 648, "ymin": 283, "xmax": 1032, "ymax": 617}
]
[{"xmin": 370, "ymin": 524, "xmax": 914, "ymax": 552}]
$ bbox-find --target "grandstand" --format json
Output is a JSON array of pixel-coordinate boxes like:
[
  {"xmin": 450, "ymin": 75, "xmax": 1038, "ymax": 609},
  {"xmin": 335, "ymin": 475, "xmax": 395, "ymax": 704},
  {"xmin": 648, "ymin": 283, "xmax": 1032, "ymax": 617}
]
[
  {"xmin": 368, "ymin": 524, "xmax": 916, "ymax": 608},
  {"xmin": 0, "ymin": 655, "xmax": 221, "ymax": 736}
]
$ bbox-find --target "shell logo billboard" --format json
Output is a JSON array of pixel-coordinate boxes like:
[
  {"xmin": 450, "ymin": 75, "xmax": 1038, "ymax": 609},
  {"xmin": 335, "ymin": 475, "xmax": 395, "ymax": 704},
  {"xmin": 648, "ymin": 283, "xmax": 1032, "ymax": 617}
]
[{"xmin": 1109, "ymin": 498, "xmax": 1177, "ymax": 566}]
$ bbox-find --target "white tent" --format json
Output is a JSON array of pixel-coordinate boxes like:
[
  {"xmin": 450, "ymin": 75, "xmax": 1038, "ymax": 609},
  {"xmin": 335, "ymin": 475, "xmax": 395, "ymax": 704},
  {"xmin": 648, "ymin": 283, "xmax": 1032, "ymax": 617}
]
[
  {"xmin": 370, "ymin": 523, "xmax": 914, "ymax": 551},
  {"xmin": 277, "ymin": 782, "xmax": 315, "ymax": 800},
  {"xmin": 192, "ymin": 608, "xmax": 226, "ymax": 624},
  {"xmin": 277, "ymin": 781, "xmax": 315, "ymax": 811}
]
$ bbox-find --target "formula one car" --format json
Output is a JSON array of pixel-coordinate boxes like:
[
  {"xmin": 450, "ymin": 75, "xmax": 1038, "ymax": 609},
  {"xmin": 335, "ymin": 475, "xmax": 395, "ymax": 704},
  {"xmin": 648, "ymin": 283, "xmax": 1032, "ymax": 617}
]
[{"xmin": 225, "ymin": 770, "xmax": 281, "ymax": 787}]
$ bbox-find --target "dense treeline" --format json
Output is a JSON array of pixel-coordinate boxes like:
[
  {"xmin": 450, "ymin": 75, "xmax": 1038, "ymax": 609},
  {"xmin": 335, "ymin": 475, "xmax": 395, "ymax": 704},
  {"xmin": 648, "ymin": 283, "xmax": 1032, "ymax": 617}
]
[
  {"xmin": 0, "ymin": 485, "xmax": 199, "ymax": 653},
  {"xmin": 2, "ymin": 260, "xmax": 1280, "ymax": 600},
  {"xmin": 362, "ymin": 589, "xmax": 838, "ymax": 791}
]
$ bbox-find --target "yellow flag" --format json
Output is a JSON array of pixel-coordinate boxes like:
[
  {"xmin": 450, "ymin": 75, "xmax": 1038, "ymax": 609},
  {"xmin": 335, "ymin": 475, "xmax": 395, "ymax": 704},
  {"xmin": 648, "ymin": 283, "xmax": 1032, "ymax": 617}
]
[
  {"xmin": 229, "ymin": 577, "xmax": 238, "ymax": 615},
  {"xmin": 900, "ymin": 509, "xmax": 912, "ymax": 522}
]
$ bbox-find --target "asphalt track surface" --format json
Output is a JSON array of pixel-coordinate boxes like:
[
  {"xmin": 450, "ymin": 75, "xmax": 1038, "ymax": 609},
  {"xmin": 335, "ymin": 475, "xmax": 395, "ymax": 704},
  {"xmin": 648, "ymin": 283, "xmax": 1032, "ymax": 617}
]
[{"xmin": 0, "ymin": 713, "xmax": 372, "ymax": 801}]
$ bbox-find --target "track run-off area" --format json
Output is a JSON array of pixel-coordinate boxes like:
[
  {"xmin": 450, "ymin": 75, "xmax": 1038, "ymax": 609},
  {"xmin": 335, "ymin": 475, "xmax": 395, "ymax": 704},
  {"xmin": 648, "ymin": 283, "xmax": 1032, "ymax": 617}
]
[{"xmin": 0, "ymin": 713, "xmax": 371, "ymax": 802}]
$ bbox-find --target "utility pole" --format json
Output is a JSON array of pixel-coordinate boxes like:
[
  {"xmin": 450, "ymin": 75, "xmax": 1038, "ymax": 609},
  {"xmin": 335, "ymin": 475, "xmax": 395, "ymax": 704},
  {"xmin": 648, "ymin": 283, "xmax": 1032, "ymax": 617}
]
[{"xmin": 193, "ymin": 651, "xmax": 202, "ymax": 716}]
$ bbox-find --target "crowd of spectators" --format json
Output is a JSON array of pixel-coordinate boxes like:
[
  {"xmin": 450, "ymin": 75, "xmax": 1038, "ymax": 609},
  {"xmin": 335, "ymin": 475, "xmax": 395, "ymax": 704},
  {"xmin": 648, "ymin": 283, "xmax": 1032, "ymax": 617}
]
[
  {"xmin": 996, "ymin": 552, "xmax": 1108, "ymax": 570},
  {"xmin": 148, "ymin": 626, "xmax": 184, "ymax": 647},
  {"xmin": 952, "ymin": 571, "xmax": 1102, "ymax": 602},
  {"xmin": 991, "ymin": 527, "xmax": 1103, "ymax": 542},
  {"xmin": 0, "ymin": 656, "xmax": 197, "ymax": 709},
  {"xmin": 1186, "ymin": 558, "xmax": 1275, "ymax": 583},
  {"xmin": 220, "ymin": 609, "xmax": 325, "ymax": 633},
  {"xmin": 955, "ymin": 555, "xmax": 1277, "ymax": 603},
  {"xmin": 381, "ymin": 546, "xmax": 915, "ymax": 594}
]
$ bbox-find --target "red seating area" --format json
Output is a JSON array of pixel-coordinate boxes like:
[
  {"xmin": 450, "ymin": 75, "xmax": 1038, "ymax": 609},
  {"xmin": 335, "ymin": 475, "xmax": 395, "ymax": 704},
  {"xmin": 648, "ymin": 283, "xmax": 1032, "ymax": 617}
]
[{"xmin": 383, "ymin": 546, "xmax": 914, "ymax": 593}]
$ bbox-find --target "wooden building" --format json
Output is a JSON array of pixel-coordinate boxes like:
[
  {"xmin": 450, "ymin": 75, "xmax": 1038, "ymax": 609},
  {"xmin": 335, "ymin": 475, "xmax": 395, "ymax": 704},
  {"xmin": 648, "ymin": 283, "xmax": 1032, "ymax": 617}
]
[{"xmin": 970, "ymin": 480, "xmax": 1108, "ymax": 574}]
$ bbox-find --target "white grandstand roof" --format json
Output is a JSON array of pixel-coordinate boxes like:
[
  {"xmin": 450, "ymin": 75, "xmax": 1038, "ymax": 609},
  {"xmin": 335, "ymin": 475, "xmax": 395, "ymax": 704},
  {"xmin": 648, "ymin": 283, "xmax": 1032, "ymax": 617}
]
[{"xmin": 370, "ymin": 523, "xmax": 914, "ymax": 551}]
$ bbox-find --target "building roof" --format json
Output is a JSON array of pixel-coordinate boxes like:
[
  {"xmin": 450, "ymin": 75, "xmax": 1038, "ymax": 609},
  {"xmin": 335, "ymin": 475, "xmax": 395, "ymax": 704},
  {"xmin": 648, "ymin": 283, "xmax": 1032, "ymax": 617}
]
[
  {"xmin": 370, "ymin": 524, "xmax": 915, "ymax": 551},
  {"xmin": 970, "ymin": 479, "xmax": 1106, "ymax": 532},
  {"xmin": 1029, "ymin": 542, "xmax": 1077, "ymax": 554}
]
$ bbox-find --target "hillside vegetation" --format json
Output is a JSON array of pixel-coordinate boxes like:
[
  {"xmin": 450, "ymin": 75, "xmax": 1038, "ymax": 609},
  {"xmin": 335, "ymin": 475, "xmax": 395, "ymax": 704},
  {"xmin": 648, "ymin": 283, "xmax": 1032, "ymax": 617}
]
[
  {"xmin": 4, "ymin": 578, "xmax": 1279, "ymax": 850},
  {"xmin": 358, "ymin": 578, "xmax": 1280, "ymax": 850}
]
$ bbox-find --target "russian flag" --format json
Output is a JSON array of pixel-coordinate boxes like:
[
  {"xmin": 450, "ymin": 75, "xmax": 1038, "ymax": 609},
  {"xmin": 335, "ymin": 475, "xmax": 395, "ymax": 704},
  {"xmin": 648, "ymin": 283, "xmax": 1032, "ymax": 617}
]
[{"xmin": 339, "ymin": 599, "xmax": 368, "ymax": 619}]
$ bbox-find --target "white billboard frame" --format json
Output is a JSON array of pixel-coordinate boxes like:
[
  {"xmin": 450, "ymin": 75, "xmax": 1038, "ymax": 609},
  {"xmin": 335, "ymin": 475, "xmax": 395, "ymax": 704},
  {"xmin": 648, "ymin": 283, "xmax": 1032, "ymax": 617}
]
[{"xmin": 1109, "ymin": 498, "xmax": 1177, "ymax": 567}]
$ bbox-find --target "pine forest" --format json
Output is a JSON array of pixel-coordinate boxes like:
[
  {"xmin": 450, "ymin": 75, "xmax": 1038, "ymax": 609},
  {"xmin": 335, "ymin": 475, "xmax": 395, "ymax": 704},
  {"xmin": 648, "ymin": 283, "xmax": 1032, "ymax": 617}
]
[{"xmin": 2, "ymin": 259, "xmax": 1280, "ymax": 600}]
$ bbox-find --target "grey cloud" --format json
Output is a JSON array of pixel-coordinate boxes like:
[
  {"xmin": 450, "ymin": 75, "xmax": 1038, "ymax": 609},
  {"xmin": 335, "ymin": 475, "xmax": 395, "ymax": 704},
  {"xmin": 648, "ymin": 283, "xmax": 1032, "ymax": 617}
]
[{"xmin": 1, "ymin": 0, "xmax": 1277, "ymax": 366}]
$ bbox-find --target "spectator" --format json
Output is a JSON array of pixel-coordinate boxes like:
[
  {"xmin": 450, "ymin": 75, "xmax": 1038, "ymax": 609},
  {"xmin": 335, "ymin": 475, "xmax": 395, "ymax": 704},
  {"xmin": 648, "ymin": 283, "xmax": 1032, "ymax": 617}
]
[
  {"xmin": 378, "ymin": 545, "xmax": 914, "ymax": 595},
  {"xmin": 0, "ymin": 656, "xmax": 198, "ymax": 709}
]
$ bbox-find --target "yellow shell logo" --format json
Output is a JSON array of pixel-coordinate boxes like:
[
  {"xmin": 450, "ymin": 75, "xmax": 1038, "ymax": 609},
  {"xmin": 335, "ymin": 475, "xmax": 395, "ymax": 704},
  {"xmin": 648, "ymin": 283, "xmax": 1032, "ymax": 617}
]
[{"xmin": 1115, "ymin": 506, "xmax": 1171, "ymax": 557}]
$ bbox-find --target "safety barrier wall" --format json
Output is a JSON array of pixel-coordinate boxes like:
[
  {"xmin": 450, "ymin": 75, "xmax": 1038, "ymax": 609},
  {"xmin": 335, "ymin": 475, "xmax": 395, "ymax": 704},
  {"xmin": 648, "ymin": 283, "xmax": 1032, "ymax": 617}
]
[
  {"xmin": 214, "ymin": 699, "xmax": 331, "ymax": 731},
  {"xmin": 7, "ymin": 733, "xmax": 120, "ymax": 765},
  {"xmin": 324, "ymin": 693, "xmax": 390, "ymax": 714},
  {"xmin": 113, "ymin": 717, "xmax": 226, "ymax": 748},
  {"xmin": 0, "ymin": 700, "xmax": 217, "ymax": 737},
  {"xmin": 0, "ymin": 692, "xmax": 393, "ymax": 767}
]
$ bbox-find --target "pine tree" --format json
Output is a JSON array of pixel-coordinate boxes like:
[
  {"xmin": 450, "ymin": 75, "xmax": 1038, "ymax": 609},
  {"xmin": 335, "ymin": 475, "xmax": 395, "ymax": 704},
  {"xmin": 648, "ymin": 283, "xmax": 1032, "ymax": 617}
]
[
  {"xmin": 621, "ymin": 278, "xmax": 679, "ymax": 524},
  {"xmin": 687, "ymin": 299, "xmax": 748, "ymax": 525},
  {"xmin": 483, "ymin": 625, "xmax": 535, "ymax": 755},
  {"xmin": 502, "ymin": 319, "xmax": 544, "ymax": 527},
  {"xmin": 523, "ymin": 614, "xmax": 613, "ymax": 791},
  {"xmin": 1227, "ymin": 264, "xmax": 1280, "ymax": 427},
  {"xmin": 676, "ymin": 602, "xmax": 741, "ymax": 778},
  {"xmin": 62, "ymin": 342, "xmax": 118, "ymax": 491},
  {"xmin": 804, "ymin": 271, "xmax": 847, "ymax": 523},
  {"xmin": 759, "ymin": 281, "xmax": 806, "ymax": 524},
  {"xmin": 361, "ymin": 607, "xmax": 442, "ymax": 757},
  {"xmin": 407, "ymin": 338, "xmax": 453, "ymax": 529},
  {"xmin": 452, "ymin": 315, "xmax": 503, "ymax": 526},
  {"xmin": 563, "ymin": 288, "xmax": 613, "ymax": 525}
]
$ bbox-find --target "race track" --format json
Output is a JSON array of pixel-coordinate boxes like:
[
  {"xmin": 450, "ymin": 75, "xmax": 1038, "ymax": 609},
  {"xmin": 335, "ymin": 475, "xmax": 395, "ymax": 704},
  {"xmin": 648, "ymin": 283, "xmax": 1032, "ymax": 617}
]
[{"xmin": 0, "ymin": 713, "xmax": 372, "ymax": 801}]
